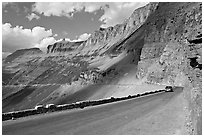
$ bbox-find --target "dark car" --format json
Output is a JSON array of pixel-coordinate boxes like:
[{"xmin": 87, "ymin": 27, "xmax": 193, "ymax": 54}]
[{"xmin": 165, "ymin": 86, "xmax": 173, "ymax": 92}]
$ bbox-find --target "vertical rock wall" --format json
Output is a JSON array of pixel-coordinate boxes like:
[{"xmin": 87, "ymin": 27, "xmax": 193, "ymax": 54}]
[{"xmin": 135, "ymin": 2, "xmax": 202, "ymax": 134}]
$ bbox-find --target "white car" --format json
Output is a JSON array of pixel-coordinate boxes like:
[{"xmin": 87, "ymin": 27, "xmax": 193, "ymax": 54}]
[
  {"xmin": 57, "ymin": 104, "xmax": 68, "ymax": 107},
  {"xmin": 34, "ymin": 105, "xmax": 44, "ymax": 110},
  {"xmin": 45, "ymin": 104, "xmax": 56, "ymax": 109}
]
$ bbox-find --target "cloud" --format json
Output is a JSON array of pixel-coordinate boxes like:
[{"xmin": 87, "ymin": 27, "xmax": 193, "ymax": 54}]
[
  {"xmin": 32, "ymin": 2, "xmax": 148, "ymax": 28},
  {"xmin": 77, "ymin": 33, "xmax": 91, "ymax": 41},
  {"xmin": 2, "ymin": 23, "xmax": 91, "ymax": 53},
  {"xmin": 32, "ymin": 2, "xmax": 106, "ymax": 17},
  {"xmin": 53, "ymin": 34, "xmax": 58, "ymax": 37},
  {"xmin": 56, "ymin": 38, "xmax": 71, "ymax": 42},
  {"xmin": 32, "ymin": 2, "xmax": 80, "ymax": 17},
  {"xmin": 34, "ymin": 37, "xmax": 56, "ymax": 52},
  {"xmin": 59, "ymin": 33, "xmax": 91, "ymax": 42},
  {"xmin": 62, "ymin": 31, "xmax": 68, "ymax": 36},
  {"xmin": 2, "ymin": 23, "xmax": 55, "ymax": 52},
  {"xmin": 99, "ymin": 2, "xmax": 149, "ymax": 28},
  {"xmin": 26, "ymin": 13, "xmax": 40, "ymax": 21}
]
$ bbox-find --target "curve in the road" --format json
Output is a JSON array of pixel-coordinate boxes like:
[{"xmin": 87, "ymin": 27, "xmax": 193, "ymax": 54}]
[{"xmin": 3, "ymin": 87, "xmax": 183, "ymax": 135}]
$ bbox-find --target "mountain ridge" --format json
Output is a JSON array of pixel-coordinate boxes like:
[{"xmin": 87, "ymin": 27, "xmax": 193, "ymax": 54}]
[
  {"xmin": 46, "ymin": 3, "xmax": 158, "ymax": 55},
  {"xmin": 4, "ymin": 47, "xmax": 42, "ymax": 63}
]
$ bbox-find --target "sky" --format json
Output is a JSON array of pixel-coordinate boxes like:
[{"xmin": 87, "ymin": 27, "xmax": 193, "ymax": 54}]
[{"xmin": 2, "ymin": 2, "xmax": 148, "ymax": 53}]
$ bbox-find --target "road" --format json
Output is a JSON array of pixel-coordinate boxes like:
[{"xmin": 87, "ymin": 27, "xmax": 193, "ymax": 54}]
[{"xmin": 2, "ymin": 87, "xmax": 186, "ymax": 135}]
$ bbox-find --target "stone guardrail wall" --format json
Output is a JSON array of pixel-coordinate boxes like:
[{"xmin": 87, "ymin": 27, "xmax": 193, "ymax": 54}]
[{"xmin": 2, "ymin": 89, "xmax": 165, "ymax": 121}]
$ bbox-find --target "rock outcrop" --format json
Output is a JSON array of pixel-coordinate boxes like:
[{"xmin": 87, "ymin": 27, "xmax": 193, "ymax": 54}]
[
  {"xmin": 47, "ymin": 40, "xmax": 84, "ymax": 53},
  {"xmin": 79, "ymin": 69, "xmax": 103, "ymax": 84}
]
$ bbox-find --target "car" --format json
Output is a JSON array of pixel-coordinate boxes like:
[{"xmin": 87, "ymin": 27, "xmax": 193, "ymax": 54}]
[
  {"xmin": 11, "ymin": 117, "xmax": 16, "ymax": 120},
  {"xmin": 165, "ymin": 86, "xmax": 173, "ymax": 92},
  {"xmin": 45, "ymin": 104, "xmax": 56, "ymax": 109},
  {"xmin": 57, "ymin": 104, "xmax": 68, "ymax": 107},
  {"xmin": 34, "ymin": 105, "xmax": 44, "ymax": 110},
  {"xmin": 79, "ymin": 105, "xmax": 85, "ymax": 109}
]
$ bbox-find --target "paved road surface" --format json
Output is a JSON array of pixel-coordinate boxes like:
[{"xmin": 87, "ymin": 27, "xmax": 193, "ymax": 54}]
[{"xmin": 2, "ymin": 87, "xmax": 185, "ymax": 135}]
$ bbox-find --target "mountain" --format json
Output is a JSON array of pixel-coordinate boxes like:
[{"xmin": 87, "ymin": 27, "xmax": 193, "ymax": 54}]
[
  {"xmin": 2, "ymin": 2, "xmax": 202, "ymax": 134},
  {"xmin": 3, "ymin": 48, "xmax": 43, "ymax": 63}
]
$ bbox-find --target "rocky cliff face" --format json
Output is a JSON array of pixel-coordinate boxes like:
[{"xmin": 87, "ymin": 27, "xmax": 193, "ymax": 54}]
[
  {"xmin": 134, "ymin": 2, "xmax": 202, "ymax": 134},
  {"xmin": 47, "ymin": 40, "xmax": 84, "ymax": 53}
]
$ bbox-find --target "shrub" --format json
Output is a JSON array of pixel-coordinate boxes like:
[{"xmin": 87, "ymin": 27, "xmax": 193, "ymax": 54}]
[{"xmin": 136, "ymin": 94, "xmax": 141, "ymax": 97}]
